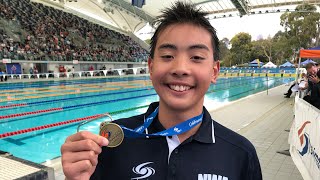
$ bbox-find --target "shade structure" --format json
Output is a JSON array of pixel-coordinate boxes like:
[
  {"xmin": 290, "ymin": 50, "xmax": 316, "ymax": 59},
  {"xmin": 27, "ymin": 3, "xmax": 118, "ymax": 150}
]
[
  {"xmin": 262, "ymin": 61, "xmax": 277, "ymax": 68},
  {"xmin": 300, "ymin": 46, "xmax": 320, "ymax": 58},
  {"xmin": 249, "ymin": 59, "xmax": 264, "ymax": 67},
  {"xmin": 279, "ymin": 61, "xmax": 295, "ymax": 68},
  {"xmin": 300, "ymin": 59, "xmax": 316, "ymax": 66}
]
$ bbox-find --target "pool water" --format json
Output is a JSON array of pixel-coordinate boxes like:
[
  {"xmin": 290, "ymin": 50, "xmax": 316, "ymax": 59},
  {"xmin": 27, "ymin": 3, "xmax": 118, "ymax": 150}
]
[{"xmin": 0, "ymin": 75, "xmax": 293, "ymax": 163}]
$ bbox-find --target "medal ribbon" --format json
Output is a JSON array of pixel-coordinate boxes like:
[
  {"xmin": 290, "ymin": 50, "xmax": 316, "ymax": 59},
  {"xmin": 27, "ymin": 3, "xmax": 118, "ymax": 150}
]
[{"xmin": 120, "ymin": 106, "xmax": 203, "ymax": 138}]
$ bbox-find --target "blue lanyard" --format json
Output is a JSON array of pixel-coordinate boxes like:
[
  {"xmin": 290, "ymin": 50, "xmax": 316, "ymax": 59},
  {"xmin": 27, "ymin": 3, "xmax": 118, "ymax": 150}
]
[{"xmin": 120, "ymin": 106, "xmax": 203, "ymax": 138}]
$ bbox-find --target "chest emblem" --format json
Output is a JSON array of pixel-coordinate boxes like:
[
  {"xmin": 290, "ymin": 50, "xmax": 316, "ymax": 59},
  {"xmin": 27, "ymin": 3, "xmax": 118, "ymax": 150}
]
[{"xmin": 131, "ymin": 162, "xmax": 155, "ymax": 179}]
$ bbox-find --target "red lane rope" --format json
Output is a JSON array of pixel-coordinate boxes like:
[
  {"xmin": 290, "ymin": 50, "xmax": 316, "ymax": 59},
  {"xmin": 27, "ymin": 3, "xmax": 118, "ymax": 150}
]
[
  {"xmin": 0, "ymin": 103, "xmax": 28, "ymax": 109},
  {"xmin": 0, "ymin": 107, "xmax": 63, "ymax": 120},
  {"xmin": 0, "ymin": 114, "xmax": 104, "ymax": 139}
]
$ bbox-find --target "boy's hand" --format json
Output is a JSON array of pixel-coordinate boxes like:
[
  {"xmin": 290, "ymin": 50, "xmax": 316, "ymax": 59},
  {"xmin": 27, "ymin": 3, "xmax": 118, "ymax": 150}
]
[{"xmin": 61, "ymin": 131, "xmax": 109, "ymax": 180}]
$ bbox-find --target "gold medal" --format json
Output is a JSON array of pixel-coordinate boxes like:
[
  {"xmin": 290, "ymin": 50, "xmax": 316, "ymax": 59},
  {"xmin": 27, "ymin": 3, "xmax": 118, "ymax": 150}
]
[{"xmin": 99, "ymin": 122, "xmax": 124, "ymax": 148}]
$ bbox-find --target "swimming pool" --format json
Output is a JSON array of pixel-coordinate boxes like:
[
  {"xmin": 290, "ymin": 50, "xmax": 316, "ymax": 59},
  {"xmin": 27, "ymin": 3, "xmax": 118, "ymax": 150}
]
[{"xmin": 0, "ymin": 75, "xmax": 293, "ymax": 163}]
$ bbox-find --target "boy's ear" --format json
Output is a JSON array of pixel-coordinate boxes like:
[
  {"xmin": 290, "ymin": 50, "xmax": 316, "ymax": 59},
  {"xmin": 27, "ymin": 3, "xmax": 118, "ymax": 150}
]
[
  {"xmin": 148, "ymin": 57, "xmax": 153, "ymax": 79},
  {"xmin": 211, "ymin": 60, "xmax": 220, "ymax": 84}
]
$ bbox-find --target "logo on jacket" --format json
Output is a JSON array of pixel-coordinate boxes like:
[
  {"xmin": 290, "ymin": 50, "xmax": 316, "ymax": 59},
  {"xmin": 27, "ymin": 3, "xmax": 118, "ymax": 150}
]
[
  {"xmin": 297, "ymin": 121, "xmax": 311, "ymax": 156},
  {"xmin": 131, "ymin": 162, "xmax": 155, "ymax": 180},
  {"xmin": 198, "ymin": 174, "xmax": 229, "ymax": 180}
]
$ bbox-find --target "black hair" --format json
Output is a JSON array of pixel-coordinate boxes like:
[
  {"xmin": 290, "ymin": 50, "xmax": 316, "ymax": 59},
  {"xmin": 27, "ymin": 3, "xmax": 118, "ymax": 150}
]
[
  {"xmin": 149, "ymin": 1, "xmax": 220, "ymax": 61},
  {"xmin": 305, "ymin": 62, "xmax": 316, "ymax": 70}
]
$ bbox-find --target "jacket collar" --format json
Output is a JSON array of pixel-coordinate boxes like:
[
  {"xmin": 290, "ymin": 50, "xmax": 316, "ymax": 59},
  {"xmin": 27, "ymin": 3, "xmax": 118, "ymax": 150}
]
[{"xmin": 144, "ymin": 102, "xmax": 215, "ymax": 144}]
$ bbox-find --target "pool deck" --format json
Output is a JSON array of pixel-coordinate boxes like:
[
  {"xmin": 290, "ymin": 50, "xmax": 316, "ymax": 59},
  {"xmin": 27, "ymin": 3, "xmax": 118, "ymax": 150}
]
[
  {"xmin": 211, "ymin": 84, "xmax": 303, "ymax": 180},
  {"xmin": 0, "ymin": 80, "xmax": 303, "ymax": 180}
]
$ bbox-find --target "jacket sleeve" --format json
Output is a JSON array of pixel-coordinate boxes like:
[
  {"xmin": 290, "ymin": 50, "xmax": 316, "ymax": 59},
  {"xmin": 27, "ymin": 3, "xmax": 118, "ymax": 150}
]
[
  {"xmin": 90, "ymin": 151, "xmax": 106, "ymax": 180},
  {"xmin": 246, "ymin": 150, "xmax": 262, "ymax": 180}
]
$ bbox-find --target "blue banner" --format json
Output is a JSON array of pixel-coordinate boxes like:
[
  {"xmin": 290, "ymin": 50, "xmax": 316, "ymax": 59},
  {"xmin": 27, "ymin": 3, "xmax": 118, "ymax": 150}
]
[{"xmin": 6, "ymin": 63, "xmax": 22, "ymax": 74}]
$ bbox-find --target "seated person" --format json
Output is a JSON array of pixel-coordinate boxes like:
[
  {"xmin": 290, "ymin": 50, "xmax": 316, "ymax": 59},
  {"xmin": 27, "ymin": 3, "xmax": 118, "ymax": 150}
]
[{"xmin": 284, "ymin": 73, "xmax": 307, "ymax": 98}]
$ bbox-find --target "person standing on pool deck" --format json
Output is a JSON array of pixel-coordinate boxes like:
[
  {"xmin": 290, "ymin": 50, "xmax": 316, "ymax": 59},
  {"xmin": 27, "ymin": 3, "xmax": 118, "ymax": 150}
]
[{"xmin": 61, "ymin": 2, "xmax": 262, "ymax": 180}]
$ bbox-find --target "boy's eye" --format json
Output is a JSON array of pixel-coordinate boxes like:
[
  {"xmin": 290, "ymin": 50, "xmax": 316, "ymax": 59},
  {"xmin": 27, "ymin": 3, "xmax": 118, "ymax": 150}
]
[
  {"xmin": 191, "ymin": 56, "xmax": 204, "ymax": 60},
  {"xmin": 161, "ymin": 55, "xmax": 174, "ymax": 59}
]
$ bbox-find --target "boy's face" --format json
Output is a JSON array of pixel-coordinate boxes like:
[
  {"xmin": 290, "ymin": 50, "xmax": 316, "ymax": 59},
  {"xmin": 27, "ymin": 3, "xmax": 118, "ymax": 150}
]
[{"xmin": 148, "ymin": 23, "xmax": 219, "ymax": 112}]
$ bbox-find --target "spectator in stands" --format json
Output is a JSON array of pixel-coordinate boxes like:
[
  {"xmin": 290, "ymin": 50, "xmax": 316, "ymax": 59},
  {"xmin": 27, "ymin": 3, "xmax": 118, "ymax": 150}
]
[
  {"xmin": 0, "ymin": 68, "xmax": 4, "ymax": 81},
  {"xmin": 71, "ymin": 66, "xmax": 75, "ymax": 78},
  {"xmin": 29, "ymin": 66, "xmax": 33, "ymax": 74},
  {"xmin": 59, "ymin": 65, "xmax": 65, "ymax": 73},
  {"xmin": 302, "ymin": 63, "xmax": 320, "ymax": 109},
  {"xmin": 29, "ymin": 67, "xmax": 34, "ymax": 78},
  {"xmin": 0, "ymin": 0, "xmax": 149, "ymax": 62},
  {"xmin": 59, "ymin": 65, "xmax": 66, "ymax": 77},
  {"xmin": 33, "ymin": 66, "xmax": 38, "ymax": 74},
  {"xmin": 61, "ymin": 2, "xmax": 262, "ymax": 180}
]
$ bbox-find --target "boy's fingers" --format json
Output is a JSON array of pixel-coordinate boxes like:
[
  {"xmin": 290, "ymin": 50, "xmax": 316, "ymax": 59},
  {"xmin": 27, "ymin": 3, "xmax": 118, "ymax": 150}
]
[
  {"xmin": 65, "ymin": 131, "xmax": 109, "ymax": 146},
  {"xmin": 63, "ymin": 159, "xmax": 96, "ymax": 178},
  {"xmin": 62, "ymin": 151, "xmax": 99, "ymax": 166},
  {"xmin": 61, "ymin": 139, "xmax": 103, "ymax": 154}
]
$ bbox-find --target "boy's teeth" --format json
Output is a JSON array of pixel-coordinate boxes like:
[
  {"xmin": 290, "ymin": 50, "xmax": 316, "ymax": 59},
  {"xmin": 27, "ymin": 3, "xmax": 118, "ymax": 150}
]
[{"xmin": 169, "ymin": 85, "xmax": 191, "ymax": 91}]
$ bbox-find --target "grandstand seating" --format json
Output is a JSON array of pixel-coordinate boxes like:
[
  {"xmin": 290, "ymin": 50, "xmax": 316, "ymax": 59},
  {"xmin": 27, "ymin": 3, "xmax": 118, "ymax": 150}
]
[{"xmin": 0, "ymin": 0, "xmax": 149, "ymax": 62}]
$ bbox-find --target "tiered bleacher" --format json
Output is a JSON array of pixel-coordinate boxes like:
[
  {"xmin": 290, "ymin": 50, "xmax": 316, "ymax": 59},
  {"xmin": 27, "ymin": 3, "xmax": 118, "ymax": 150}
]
[{"xmin": 0, "ymin": 0, "xmax": 149, "ymax": 62}]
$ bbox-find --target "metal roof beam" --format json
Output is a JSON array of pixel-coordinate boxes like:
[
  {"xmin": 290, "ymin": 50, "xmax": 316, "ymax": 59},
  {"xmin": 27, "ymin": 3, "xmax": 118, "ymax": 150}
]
[
  {"xmin": 230, "ymin": 0, "xmax": 249, "ymax": 15},
  {"xmin": 205, "ymin": 0, "xmax": 320, "ymax": 15},
  {"xmin": 105, "ymin": 0, "xmax": 154, "ymax": 24},
  {"xmin": 251, "ymin": 0, "xmax": 320, "ymax": 9}
]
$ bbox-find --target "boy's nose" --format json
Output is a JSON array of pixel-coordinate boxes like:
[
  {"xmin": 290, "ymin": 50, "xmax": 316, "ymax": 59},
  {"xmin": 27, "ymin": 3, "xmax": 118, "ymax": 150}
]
[{"xmin": 170, "ymin": 56, "xmax": 190, "ymax": 77}]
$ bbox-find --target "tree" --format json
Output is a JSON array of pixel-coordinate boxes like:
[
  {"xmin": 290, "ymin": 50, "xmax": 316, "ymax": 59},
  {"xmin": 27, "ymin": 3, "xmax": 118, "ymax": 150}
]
[
  {"xmin": 251, "ymin": 40, "xmax": 268, "ymax": 63},
  {"xmin": 280, "ymin": 3, "xmax": 320, "ymax": 48},
  {"xmin": 272, "ymin": 31, "xmax": 294, "ymax": 65},
  {"xmin": 229, "ymin": 33, "xmax": 252, "ymax": 66},
  {"xmin": 218, "ymin": 38, "xmax": 230, "ymax": 66},
  {"xmin": 253, "ymin": 37, "xmax": 273, "ymax": 62}
]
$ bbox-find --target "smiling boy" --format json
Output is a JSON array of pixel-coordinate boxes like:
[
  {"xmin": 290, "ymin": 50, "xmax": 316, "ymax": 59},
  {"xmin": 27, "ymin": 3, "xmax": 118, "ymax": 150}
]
[{"xmin": 61, "ymin": 2, "xmax": 262, "ymax": 180}]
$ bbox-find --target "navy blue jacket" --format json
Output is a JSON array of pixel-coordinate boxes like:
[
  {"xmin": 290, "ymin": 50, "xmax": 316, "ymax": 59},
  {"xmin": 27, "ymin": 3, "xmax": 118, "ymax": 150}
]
[
  {"xmin": 91, "ymin": 102, "xmax": 262, "ymax": 180},
  {"xmin": 307, "ymin": 79, "xmax": 320, "ymax": 109}
]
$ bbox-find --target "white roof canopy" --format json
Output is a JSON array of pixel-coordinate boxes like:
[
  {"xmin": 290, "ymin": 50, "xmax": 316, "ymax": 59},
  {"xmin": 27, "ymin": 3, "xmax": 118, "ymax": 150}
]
[
  {"xmin": 262, "ymin": 61, "xmax": 277, "ymax": 68},
  {"xmin": 33, "ymin": 0, "xmax": 320, "ymax": 33}
]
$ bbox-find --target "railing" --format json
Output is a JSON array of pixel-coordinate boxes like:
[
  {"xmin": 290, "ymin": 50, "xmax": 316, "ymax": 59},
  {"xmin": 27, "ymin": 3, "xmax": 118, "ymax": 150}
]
[
  {"xmin": 0, "ymin": 67, "xmax": 149, "ymax": 81},
  {"xmin": 289, "ymin": 94, "xmax": 320, "ymax": 180}
]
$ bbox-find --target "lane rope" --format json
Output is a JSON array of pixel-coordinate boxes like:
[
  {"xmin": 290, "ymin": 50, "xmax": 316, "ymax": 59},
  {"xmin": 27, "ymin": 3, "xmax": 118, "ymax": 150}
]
[
  {"xmin": 0, "ymin": 78, "xmax": 288, "ymax": 139},
  {"xmin": 0, "ymin": 105, "xmax": 149, "ymax": 139},
  {"xmin": 0, "ymin": 77, "xmax": 286, "ymax": 120},
  {"xmin": 0, "ymin": 76, "xmax": 280, "ymax": 107},
  {"xmin": 0, "ymin": 87, "xmax": 154, "ymax": 109}
]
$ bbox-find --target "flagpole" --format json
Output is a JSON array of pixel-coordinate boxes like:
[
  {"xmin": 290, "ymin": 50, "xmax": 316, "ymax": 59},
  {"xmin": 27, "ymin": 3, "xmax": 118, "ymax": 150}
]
[{"xmin": 295, "ymin": 49, "xmax": 301, "ymax": 84}]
